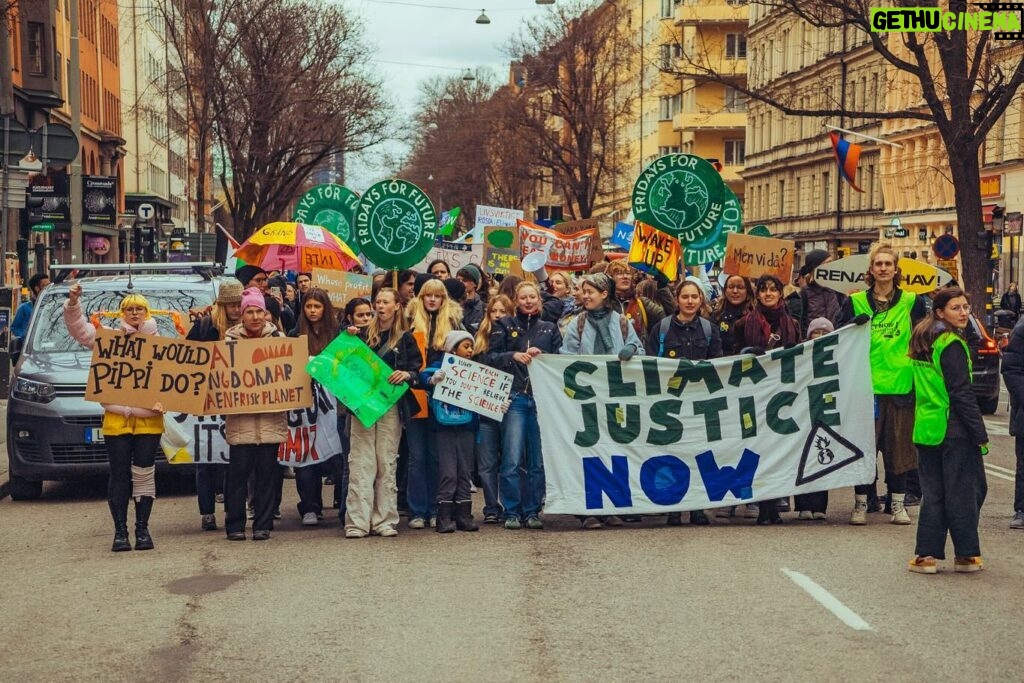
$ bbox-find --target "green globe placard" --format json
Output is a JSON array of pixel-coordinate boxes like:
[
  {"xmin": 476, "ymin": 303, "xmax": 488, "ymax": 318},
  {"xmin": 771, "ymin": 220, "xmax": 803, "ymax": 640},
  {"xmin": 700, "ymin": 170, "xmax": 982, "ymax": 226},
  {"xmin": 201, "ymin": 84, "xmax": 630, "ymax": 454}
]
[
  {"xmin": 354, "ymin": 179, "xmax": 437, "ymax": 269},
  {"xmin": 293, "ymin": 184, "xmax": 361, "ymax": 255},
  {"xmin": 748, "ymin": 224, "xmax": 772, "ymax": 237},
  {"xmin": 684, "ymin": 186, "xmax": 742, "ymax": 266},
  {"xmin": 632, "ymin": 154, "xmax": 726, "ymax": 243}
]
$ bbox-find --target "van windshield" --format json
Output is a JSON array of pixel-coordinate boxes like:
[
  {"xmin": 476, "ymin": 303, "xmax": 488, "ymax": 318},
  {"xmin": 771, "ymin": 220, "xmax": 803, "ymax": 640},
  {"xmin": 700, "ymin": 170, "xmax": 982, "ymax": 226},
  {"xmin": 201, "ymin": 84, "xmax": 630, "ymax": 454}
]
[{"xmin": 28, "ymin": 288, "xmax": 215, "ymax": 354}]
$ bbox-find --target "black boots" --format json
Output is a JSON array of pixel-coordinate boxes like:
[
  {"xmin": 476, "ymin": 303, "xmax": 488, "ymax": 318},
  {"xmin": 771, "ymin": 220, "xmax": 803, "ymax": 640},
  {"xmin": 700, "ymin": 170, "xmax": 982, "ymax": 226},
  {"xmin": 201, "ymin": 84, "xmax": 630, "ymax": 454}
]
[
  {"xmin": 757, "ymin": 499, "xmax": 783, "ymax": 525},
  {"xmin": 134, "ymin": 496, "xmax": 155, "ymax": 550},
  {"xmin": 454, "ymin": 501, "xmax": 479, "ymax": 532},
  {"xmin": 435, "ymin": 501, "xmax": 457, "ymax": 534},
  {"xmin": 109, "ymin": 499, "xmax": 131, "ymax": 552}
]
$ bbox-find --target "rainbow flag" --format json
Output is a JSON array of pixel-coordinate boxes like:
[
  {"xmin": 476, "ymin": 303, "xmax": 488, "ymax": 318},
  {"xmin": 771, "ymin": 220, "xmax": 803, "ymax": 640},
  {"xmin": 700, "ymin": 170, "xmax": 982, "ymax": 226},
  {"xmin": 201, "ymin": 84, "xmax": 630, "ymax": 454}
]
[{"xmin": 829, "ymin": 132, "xmax": 864, "ymax": 193}]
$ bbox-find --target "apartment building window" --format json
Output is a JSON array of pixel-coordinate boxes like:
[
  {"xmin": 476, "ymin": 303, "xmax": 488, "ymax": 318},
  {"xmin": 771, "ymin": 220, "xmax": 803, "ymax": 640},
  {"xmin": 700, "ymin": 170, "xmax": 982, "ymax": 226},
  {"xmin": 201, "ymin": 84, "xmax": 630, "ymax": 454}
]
[
  {"xmin": 724, "ymin": 139, "xmax": 745, "ymax": 165},
  {"xmin": 169, "ymin": 150, "xmax": 187, "ymax": 178},
  {"xmin": 726, "ymin": 0, "xmax": 748, "ymax": 5},
  {"xmin": 147, "ymin": 111, "xmax": 167, "ymax": 142},
  {"xmin": 822, "ymin": 172, "xmax": 830, "ymax": 213},
  {"xmin": 149, "ymin": 165, "xmax": 167, "ymax": 193},
  {"xmin": 659, "ymin": 0, "xmax": 673, "ymax": 19},
  {"xmin": 659, "ymin": 95, "xmax": 681, "ymax": 120},
  {"xmin": 27, "ymin": 22, "xmax": 46, "ymax": 75},
  {"xmin": 659, "ymin": 146, "xmax": 681, "ymax": 157},
  {"xmin": 660, "ymin": 42, "xmax": 682, "ymax": 70},
  {"xmin": 726, "ymin": 34, "xmax": 746, "ymax": 60},
  {"xmin": 724, "ymin": 86, "xmax": 746, "ymax": 112}
]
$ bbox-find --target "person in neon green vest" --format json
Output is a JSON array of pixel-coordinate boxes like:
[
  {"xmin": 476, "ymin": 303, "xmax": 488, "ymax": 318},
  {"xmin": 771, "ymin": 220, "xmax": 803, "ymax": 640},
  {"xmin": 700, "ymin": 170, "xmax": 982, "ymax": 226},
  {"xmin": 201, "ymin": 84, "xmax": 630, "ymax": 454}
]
[
  {"xmin": 907, "ymin": 287, "xmax": 989, "ymax": 574},
  {"xmin": 838, "ymin": 245, "xmax": 928, "ymax": 526}
]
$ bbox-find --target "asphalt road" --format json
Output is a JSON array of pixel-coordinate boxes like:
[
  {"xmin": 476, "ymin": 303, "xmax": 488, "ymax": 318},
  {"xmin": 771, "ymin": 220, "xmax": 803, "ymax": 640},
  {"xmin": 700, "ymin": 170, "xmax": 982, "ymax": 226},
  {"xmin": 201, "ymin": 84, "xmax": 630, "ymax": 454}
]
[{"xmin": 1, "ymin": 409, "xmax": 1022, "ymax": 681}]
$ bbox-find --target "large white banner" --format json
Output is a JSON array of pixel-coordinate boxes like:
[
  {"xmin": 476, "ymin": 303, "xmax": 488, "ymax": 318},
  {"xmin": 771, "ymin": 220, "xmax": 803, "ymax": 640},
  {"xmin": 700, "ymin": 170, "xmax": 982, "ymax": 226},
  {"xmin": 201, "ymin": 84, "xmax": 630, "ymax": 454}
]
[
  {"xmin": 532, "ymin": 324, "xmax": 876, "ymax": 515},
  {"xmin": 163, "ymin": 413, "xmax": 230, "ymax": 464}
]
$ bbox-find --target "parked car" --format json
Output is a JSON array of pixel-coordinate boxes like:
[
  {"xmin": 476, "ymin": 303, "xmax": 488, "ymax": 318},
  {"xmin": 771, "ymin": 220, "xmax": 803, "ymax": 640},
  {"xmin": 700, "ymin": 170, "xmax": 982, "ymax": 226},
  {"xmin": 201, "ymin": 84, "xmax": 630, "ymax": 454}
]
[
  {"xmin": 6, "ymin": 263, "xmax": 222, "ymax": 500},
  {"xmin": 967, "ymin": 314, "xmax": 1001, "ymax": 415}
]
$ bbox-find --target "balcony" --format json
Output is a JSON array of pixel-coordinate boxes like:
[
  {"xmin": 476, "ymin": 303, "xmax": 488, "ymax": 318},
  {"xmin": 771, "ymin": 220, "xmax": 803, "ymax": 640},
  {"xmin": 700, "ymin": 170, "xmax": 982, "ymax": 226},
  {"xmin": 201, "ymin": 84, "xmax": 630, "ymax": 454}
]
[
  {"xmin": 677, "ymin": 56, "xmax": 747, "ymax": 78},
  {"xmin": 673, "ymin": 110, "xmax": 747, "ymax": 132},
  {"xmin": 676, "ymin": 3, "xmax": 749, "ymax": 25}
]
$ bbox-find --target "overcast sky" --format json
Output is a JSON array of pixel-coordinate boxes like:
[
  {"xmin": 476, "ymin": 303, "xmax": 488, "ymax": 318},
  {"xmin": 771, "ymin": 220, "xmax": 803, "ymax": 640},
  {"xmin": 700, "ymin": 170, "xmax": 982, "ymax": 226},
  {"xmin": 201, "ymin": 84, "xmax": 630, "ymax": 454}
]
[{"xmin": 343, "ymin": 0, "xmax": 554, "ymax": 191}]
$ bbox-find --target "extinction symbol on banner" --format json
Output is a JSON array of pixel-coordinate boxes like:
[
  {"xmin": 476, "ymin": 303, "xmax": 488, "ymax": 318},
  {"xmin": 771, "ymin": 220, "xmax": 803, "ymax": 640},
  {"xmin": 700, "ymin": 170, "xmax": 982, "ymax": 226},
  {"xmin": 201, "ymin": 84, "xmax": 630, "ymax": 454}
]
[{"xmin": 795, "ymin": 423, "xmax": 864, "ymax": 486}]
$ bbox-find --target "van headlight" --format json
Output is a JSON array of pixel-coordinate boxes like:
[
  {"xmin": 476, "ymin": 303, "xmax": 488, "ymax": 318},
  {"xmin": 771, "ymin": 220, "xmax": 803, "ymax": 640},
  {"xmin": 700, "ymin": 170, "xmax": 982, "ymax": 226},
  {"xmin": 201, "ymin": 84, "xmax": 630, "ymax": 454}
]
[{"xmin": 12, "ymin": 378, "xmax": 56, "ymax": 403}]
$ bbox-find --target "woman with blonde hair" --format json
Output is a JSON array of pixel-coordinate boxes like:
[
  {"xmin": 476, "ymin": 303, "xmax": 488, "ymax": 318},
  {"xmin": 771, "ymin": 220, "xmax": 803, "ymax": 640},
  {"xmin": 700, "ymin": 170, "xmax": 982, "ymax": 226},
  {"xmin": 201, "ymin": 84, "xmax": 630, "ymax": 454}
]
[
  {"xmin": 404, "ymin": 278, "xmax": 465, "ymax": 527},
  {"xmin": 64, "ymin": 283, "xmax": 165, "ymax": 552},
  {"xmin": 472, "ymin": 294, "xmax": 513, "ymax": 523}
]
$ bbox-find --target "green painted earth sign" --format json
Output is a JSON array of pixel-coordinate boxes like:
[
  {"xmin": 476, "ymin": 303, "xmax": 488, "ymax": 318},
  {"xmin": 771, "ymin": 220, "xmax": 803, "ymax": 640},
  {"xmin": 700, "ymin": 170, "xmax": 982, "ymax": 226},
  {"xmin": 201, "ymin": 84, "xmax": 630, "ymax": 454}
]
[
  {"xmin": 632, "ymin": 154, "xmax": 726, "ymax": 243},
  {"xmin": 684, "ymin": 186, "xmax": 742, "ymax": 266},
  {"xmin": 293, "ymin": 184, "xmax": 361, "ymax": 255},
  {"xmin": 354, "ymin": 179, "xmax": 437, "ymax": 269},
  {"xmin": 748, "ymin": 224, "xmax": 772, "ymax": 237}
]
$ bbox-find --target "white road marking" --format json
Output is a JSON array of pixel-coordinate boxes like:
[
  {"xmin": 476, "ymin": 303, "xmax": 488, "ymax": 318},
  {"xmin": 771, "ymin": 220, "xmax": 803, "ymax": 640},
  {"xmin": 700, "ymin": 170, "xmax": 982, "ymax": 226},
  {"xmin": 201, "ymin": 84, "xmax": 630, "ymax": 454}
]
[
  {"xmin": 985, "ymin": 467, "xmax": 1016, "ymax": 482},
  {"xmin": 985, "ymin": 462, "xmax": 1016, "ymax": 476},
  {"xmin": 781, "ymin": 568, "xmax": 873, "ymax": 632}
]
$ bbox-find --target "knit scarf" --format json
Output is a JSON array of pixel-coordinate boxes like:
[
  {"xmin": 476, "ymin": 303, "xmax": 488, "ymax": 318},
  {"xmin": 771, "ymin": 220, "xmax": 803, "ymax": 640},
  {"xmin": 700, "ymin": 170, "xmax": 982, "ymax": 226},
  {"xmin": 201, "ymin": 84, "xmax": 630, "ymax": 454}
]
[
  {"xmin": 746, "ymin": 301, "xmax": 799, "ymax": 349},
  {"xmin": 586, "ymin": 307, "xmax": 615, "ymax": 355}
]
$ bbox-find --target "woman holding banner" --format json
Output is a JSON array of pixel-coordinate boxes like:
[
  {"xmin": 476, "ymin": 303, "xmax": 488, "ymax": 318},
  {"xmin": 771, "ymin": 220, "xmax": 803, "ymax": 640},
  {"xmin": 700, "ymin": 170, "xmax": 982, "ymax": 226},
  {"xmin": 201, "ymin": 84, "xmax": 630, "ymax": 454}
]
[
  {"xmin": 561, "ymin": 272, "xmax": 643, "ymax": 529},
  {"xmin": 404, "ymin": 278, "xmax": 464, "ymax": 528},
  {"xmin": 711, "ymin": 275, "xmax": 755, "ymax": 356},
  {"xmin": 223, "ymin": 289, "xmax": 289, "ymax": 541},
  {"xmin": 907, "ymin": 287, "xmax": 989, "ymax": 574},
  {"xmin": 186, "ymin": 278, "xmax": 244, "ymax": 532},
  {"xmin": 484, "ymin": 280, "xmax": 562, "ymax": 530},
  {"xmin": 63, "ymin": 283, "xmax": 166, "ymax": 552},
  {"xmin": 289, "ymin": 288, "xmax": 346, "ymax": 528},
  {"xmin": 646, "ymin": 277, "xmax": 723, "ymax": 527},
  {"xmin": 344, "ymin": 287, "xmax": 422, "ymax": 538},
  {"xmin": 733, "ymin": 274, "xmax": 802, "ymax": 526}
]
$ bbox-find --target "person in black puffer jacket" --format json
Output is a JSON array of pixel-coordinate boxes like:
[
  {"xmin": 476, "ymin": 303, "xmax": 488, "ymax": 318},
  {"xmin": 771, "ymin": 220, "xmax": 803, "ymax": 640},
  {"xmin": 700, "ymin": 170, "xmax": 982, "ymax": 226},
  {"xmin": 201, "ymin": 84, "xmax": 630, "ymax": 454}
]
[{"xmin": 483, "ymin": 280, "xmax": 562, "ymax": 530}]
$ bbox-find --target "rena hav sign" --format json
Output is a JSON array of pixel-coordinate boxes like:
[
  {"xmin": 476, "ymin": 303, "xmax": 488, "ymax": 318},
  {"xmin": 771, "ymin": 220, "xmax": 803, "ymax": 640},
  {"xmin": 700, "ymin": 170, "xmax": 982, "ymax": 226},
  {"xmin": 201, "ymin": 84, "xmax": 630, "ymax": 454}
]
[
  {"xmin": 532, "ymin": 324, "xmax": 876, "ymax": 515},
  {"xmin": 813, "ymin": 254, "xmax": 953, "ymax": 295}
]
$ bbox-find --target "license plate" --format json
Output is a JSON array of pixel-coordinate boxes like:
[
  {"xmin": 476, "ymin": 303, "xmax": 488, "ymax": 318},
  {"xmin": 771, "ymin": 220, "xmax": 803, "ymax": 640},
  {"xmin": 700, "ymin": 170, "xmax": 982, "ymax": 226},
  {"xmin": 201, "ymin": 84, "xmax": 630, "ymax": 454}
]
[{"xmin": 85, "ymin": 428, "xmax": 104, "ymax": 444}]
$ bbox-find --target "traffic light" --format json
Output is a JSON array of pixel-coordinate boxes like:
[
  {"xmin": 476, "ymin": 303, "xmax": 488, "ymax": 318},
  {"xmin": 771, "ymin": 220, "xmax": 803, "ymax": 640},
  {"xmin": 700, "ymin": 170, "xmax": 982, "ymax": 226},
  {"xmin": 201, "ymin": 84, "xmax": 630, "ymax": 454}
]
[
  {"xmin": 20, "ymin": 196, "xmax": 45, "ymax": 238},
  {"xmin": 139, "ymin": 225, "xmax": 156, "ymax": 262}
]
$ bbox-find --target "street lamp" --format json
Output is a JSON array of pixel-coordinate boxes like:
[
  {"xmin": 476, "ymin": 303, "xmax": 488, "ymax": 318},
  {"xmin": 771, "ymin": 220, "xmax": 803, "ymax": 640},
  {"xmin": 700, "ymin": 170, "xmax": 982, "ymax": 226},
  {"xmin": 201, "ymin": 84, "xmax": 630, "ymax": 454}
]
[
  {"xmin": 462, "ymin": 68, "xmax": 475, "ymax": 82},
  {"xmin": 476, "ymin": 10, "xmax": 490, "ymax": 24}
]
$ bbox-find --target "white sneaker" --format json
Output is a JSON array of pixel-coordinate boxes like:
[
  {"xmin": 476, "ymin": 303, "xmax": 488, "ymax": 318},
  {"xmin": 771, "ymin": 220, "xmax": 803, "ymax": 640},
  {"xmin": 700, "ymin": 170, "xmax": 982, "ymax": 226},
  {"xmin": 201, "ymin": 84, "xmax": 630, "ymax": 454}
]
[
  {"xmin": 798, "ymin": 510, "xmax": 813, "ymax": 520},
  {"xmin": 850, "ymin": 502, "xmax": 868, "ymax": 525},
  {"xmin": 890, "ymin": 503, "xmax": 912, "ymax": 525},
  {"xmin": 408, "ymin": 517, "xmax": 426, "ymax": 529},
  {"xmin": 302, "ymin": 512, "xmax": 319, "ymax": 526}
]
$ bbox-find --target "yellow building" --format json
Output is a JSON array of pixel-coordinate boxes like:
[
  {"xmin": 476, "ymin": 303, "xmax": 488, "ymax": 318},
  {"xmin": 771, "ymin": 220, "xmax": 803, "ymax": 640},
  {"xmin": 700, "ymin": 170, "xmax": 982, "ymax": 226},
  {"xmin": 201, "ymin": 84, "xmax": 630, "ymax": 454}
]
[{"xmin": 743, "ymin": 9, "xmax": 884, "ymax": 262}]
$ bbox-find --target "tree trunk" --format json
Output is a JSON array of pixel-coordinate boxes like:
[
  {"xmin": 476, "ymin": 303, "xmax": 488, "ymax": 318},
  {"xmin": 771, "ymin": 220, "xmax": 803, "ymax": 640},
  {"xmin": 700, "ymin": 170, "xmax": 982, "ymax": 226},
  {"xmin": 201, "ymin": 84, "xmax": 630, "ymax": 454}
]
[{"xmin": 946, "ymin": 140, "xmax": 988, "ymax": 314}]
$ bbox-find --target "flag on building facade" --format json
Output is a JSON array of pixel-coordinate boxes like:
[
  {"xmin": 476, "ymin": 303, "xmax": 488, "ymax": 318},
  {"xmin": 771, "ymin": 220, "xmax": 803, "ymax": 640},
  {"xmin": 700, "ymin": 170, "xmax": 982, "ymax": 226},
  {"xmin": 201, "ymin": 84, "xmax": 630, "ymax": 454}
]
[{"xmin": 829, "ymin": 132, "xmax": 864, "ymax": 193}]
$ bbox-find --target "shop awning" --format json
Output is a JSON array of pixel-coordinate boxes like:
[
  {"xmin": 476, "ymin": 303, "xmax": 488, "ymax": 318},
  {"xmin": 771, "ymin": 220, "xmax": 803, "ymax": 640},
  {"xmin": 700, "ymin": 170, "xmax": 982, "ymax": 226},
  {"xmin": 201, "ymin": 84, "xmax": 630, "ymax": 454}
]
[{"xmin": 983, "ymin": 204, "xmax": 1001, "ymax": 223}]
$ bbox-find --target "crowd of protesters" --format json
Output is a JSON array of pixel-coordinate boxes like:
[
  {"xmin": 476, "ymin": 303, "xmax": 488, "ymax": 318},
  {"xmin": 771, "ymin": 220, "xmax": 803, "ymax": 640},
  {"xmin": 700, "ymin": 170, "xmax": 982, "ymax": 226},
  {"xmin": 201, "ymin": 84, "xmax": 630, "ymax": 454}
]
[{"xmin": 61, "ymin": 245, "xmax": 1003, "ymax": 575}]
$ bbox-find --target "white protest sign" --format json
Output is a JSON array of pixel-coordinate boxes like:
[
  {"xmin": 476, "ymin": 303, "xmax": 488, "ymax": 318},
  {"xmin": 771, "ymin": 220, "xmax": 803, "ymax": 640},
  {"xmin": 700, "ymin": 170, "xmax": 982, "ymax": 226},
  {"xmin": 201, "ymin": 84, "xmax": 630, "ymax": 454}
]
[
  {"xmin": 163, "ymin": 413, "xmax": 230, "ymax": 464},
  {"xmin": 813, "ymin": 254, "xmax": 953, "ymax": 295},
  {"xmin": 474, "ymin": 204, "xmax": 524, "ymax": 231},
  {"xmin": 437, "ymin": 353, "xmax": 513, "ymax": 421},
  {"xmin": 311, "ymin": 268, "xmax": 372, "ymax": 309},
  {"xmin": 414, "ymin": 240, "xmax": 485, "ymax": 273},
  {"xmin": 279, "ymin": 381, "xmax": 343, "ymax": 467},
  {"xmin": 531, "ymin": 324, "xmax": 876, "ymax": 515}
]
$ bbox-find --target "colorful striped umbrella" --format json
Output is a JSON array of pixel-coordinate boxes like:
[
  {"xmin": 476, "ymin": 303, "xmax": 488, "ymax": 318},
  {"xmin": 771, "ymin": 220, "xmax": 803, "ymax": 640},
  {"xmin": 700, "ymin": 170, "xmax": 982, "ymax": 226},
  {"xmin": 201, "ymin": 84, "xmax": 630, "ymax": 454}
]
[{"xmin": 235, "ymin": 222, "xmax": 360, "ymax": 272}]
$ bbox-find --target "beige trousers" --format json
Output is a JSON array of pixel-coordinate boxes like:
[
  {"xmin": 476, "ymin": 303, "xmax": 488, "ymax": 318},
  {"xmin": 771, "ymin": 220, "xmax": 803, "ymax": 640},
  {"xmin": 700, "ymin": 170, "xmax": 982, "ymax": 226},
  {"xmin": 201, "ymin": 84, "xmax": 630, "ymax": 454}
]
[{"xmin": 345, "ymin": 407, "xmax": 401, "ymax": 534}]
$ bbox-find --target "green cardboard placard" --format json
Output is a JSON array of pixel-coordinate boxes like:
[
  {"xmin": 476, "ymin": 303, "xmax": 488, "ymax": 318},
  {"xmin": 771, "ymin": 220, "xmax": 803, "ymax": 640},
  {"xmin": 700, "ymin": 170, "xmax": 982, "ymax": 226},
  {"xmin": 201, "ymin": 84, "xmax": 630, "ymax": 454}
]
[
  {"xmin": 306, "ymin": 332, "xmax": 408, "ymax": 428},
  {"xmin": 292, "ymin": 184, "xmax": 361, "ymax": 255},
  {"xmin": 632, "ymin": 154, "xmax": 726, "ymax": 244},
  {"xmin": 748, "ymin": 224, "xmax": 772, "ymax": 237},
  {"xmin": 684, "ymin": 186, "xmax": 742, "ymax": 265},
  {"xmin": 354, "ymin": 179, "xmax": 437, "ymax": 269}
]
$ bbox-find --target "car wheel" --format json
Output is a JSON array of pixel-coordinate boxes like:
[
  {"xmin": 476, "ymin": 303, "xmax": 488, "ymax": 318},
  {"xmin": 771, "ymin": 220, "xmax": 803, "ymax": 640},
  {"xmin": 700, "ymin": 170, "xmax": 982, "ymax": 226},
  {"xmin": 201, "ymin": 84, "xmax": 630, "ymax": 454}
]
[
  {"xmin": 979, "ymin": 395, "xmax": 1000, "ymax": 415},
  {"xmin": 8, "ymin": 474, "xmax": 43, "ymax": 501}
]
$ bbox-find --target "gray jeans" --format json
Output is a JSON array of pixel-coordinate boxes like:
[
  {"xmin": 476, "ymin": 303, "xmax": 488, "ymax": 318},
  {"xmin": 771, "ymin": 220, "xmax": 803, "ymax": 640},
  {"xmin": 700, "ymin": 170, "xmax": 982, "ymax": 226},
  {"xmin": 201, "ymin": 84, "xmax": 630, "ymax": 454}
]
[
  {"xmin": 915, "ymin": 439, "xmax": 987, "ymax": 559},
  {"xmin": 434, "ymin": 429, "xmax": 475, "ymax": 503}
]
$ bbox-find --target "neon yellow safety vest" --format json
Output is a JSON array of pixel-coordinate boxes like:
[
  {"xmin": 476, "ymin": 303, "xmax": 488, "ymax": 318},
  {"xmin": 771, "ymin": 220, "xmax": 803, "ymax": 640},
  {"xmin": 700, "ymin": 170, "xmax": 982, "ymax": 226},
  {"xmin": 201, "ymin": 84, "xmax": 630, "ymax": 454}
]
[
  {"xmin": 911, "ymin": 332, "xmax": 971, "ymax": 446},
  {"xmin": 851, "ymin": 290, "xmax": 916, "ymax": 395}
]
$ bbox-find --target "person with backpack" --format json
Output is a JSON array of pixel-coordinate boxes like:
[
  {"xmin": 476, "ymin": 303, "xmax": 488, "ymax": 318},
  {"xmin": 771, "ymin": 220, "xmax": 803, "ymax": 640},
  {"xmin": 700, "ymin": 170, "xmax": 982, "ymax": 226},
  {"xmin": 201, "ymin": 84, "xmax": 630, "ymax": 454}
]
[
  {"xmin": 733, "ymin": 274, "xmax": 802, "ymax": 525},
  {"xmin": 606, "ymin": 260, "xmax": 665, "ymax": 347},
  {"xmin": 645, "ymin": 277, "xmax": 722, "ymax": 526},
  {"xmin": 560, "ymin": 272, "xmax": 643, "ymax": 529}
]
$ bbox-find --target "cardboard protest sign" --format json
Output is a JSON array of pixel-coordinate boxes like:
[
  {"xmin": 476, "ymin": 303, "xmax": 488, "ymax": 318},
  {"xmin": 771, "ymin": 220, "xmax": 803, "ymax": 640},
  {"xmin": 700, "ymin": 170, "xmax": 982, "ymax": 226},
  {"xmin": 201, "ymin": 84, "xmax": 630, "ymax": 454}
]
[
  {"xmin": 532, "ymin": 324, "xmax": 876, "ymax": 515},
  {"xmin": 628, "ymin": 221, "xmax": 680, "ymax": 282},
  {"xmin": 483, "ymin": 225, "xmax": 523, "ymax": 276},
  {"xmin": 436, "ymin": 353, "xmax": 513, "ymax": 421},
  {"xmin": 311, "ymin": 268, "xmax": 372, "ymax": 309},
  {"xmin": 306, "ymin": 332, "xmax": 408, "ymax": 428},
  {"xmin": 556, "ymin": 218, "xmax": 605, "ymax": 265},
  {"xmin": 474, "ymin": 204, "xmax": 523, "ymax": 231},
  {"xmin": 723, "ymin": 232, "xmax": 796, "ymax": 284},
  {"xmin": 813, "ymin": 254, "xmax": 954, "ymax": 295},
  {"xmin": 279, "ymin": 381, "xmax": 343, "ymax": 467},
  {"xmin": 517, "ymin": 219, "xmax": 597, "ymax": 271},
  {"xmin": 86, "ymin": 330, "xmax": 313, "ymax": 415},
  {"xmin": 163, "ymin": 413, "xmax": 230, "ymax": 464},
  {"xmin": 414, "ymin": 239, "xmax": 485, "ymax": 274}
]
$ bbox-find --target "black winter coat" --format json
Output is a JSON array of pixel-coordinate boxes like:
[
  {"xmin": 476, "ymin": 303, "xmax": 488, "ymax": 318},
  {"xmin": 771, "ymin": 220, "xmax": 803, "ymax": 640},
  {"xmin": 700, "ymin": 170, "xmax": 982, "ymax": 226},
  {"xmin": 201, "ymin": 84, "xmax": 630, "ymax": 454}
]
[
  {"xmin": 1001, "ymin": 319, "xmax": 1024, "ymax": 437},
  {"xmin": 936, "ymin": 336, "xmax": 988, "ymax": 445},
  {"xmin": 484, "ymin": 311, "xmax": 562, "ymax": 395},
  {"xmin": 644, "ymin": 315, "xmax": 722, "ymax": 360}
]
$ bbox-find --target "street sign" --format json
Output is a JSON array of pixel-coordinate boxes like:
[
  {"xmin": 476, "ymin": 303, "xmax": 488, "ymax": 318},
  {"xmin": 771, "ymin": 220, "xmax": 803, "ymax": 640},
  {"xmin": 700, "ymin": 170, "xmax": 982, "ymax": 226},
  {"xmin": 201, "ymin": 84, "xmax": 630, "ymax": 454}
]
[
  {"xmin": 30, "ymin": 123, "xmax": 79, "ymax": 166},
  {"xmin": 137, "ymin": 203, "xmax": 155, "ymax": 220},
  {"xmin": 933, "ymin": 233, "xmax": 960, "ymax": 259},
  {"xmin": 936, "ymin": 258, "xmax": 959, "ymax": 282},
  {"xmin": 0, "ymin": 117, "xmax": 32, "ymax": 166},
  {"xmin": 32, "ymin": 223, "xmax": 55, "ymax": 233}
]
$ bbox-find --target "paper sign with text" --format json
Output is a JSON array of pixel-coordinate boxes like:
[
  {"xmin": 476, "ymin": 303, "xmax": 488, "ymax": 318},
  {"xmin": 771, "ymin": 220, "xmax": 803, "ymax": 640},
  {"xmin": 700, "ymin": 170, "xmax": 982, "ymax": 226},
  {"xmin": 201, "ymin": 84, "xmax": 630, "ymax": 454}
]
[
  {"xmin": 628, "ymin": 221, "xmax": 680, "ymax": 282},
  {"xmin": 85, "ymin": 330, "xmax": 313, "ymax": 415},
  {"xmin": 279, "ymin": 381, "xmax": 343, "ymax": 467},
  {"xmin": 311, "ymin": 268, "xmax": 372, "ymax": 309},
  {"xmin": 437, "ymin": 353, "xmax": 513, "ymax": 421},
  {"xmin": 483, "ymin": 225, "xmax": 523, "ymax": 276},
  {"xmin": 474, "ymin": 204, "xmax": 524, "ymax": 231},
  {"xmin": 163, "ymin": 413, "xmax": 230, "ymax": 464},
  {"xmin": 517, "ymin": 220, "xmax": 597, "ymax": 271},
  {"xmin": 414, "ymin": 240, "xmax": 485, "ymax": 274},
  {"xmin": 556, "ymin": 218, "xmax": 605, "ymax": 264},
  {"xmin": 723, "ymin": 232, "xmax": 796, "ymax": 284}
]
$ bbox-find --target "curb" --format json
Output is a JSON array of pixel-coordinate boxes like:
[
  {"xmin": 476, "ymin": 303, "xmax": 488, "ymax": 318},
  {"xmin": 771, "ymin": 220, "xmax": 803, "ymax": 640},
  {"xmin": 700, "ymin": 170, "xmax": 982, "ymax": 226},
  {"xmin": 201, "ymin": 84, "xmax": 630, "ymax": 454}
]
[{"xmin": 0, "ymin": 479, "xmax": 8, "ymax": 501}]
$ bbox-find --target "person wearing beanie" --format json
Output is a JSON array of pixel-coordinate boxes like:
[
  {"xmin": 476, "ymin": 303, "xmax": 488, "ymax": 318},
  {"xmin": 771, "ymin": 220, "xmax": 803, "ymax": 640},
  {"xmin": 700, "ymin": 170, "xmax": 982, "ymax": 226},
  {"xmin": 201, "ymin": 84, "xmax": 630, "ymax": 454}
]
[
  {"xmin": 186, "ymin": 278, "xmax": 245, "ymax": 532},
  {"xmin": 413, "ymin": 272, "xmax": 438, "ymax": 297},
  {"xmin": 798, "ymin": 249, "xmax": 844, "ymax": 337},
  {"xmin": 561, "ymin": 271, "xmax": 644, "ymax": 530},
  {"xmin": 444, "ymin": 277, "xmax": 466, "ymax": 304},
  {"xmin": 236, "ymin": 265, "xmax": 269, "ymax": 292},
  {"xmin": 222, "ymin": 287, "xmax": 288, "ymax": 541},
  {"xmin": 457, "ymin": 264, "xmax": 486, "ymax": 334},
  {"xmin": 62, "ymin": 282, "xmax": 164, "ymax": 553},
  {"xmin": 806, "ymin": 317, "xmax": 835, "ymax": 339},
  {"xmin": 420, "ymin": 328, "xmax": 482, "ymax": 533}
]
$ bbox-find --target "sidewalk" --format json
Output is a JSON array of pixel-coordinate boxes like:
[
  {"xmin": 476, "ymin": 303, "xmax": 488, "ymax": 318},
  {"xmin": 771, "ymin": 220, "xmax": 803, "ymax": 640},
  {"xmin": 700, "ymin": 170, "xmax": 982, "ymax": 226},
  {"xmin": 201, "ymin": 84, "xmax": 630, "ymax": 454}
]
[{"xmin": 0, "ymin": 399, "xmax": 9, "ymax": 499}]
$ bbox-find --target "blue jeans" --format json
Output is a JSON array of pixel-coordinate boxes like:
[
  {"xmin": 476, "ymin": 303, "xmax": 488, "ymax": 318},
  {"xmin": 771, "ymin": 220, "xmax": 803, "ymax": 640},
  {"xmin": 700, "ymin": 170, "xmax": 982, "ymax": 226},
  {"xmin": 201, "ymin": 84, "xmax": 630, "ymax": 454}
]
[
  {"xmin": 500, "ymin": 393, "xmax": 544, "ymax": 520},
  {"xmin": 405, "ymin": 418, "xmax": 438, "ymax": 519},
  {"xmin": 476, "ymin": 418, "xmax": 503, "ymax": 517}
]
